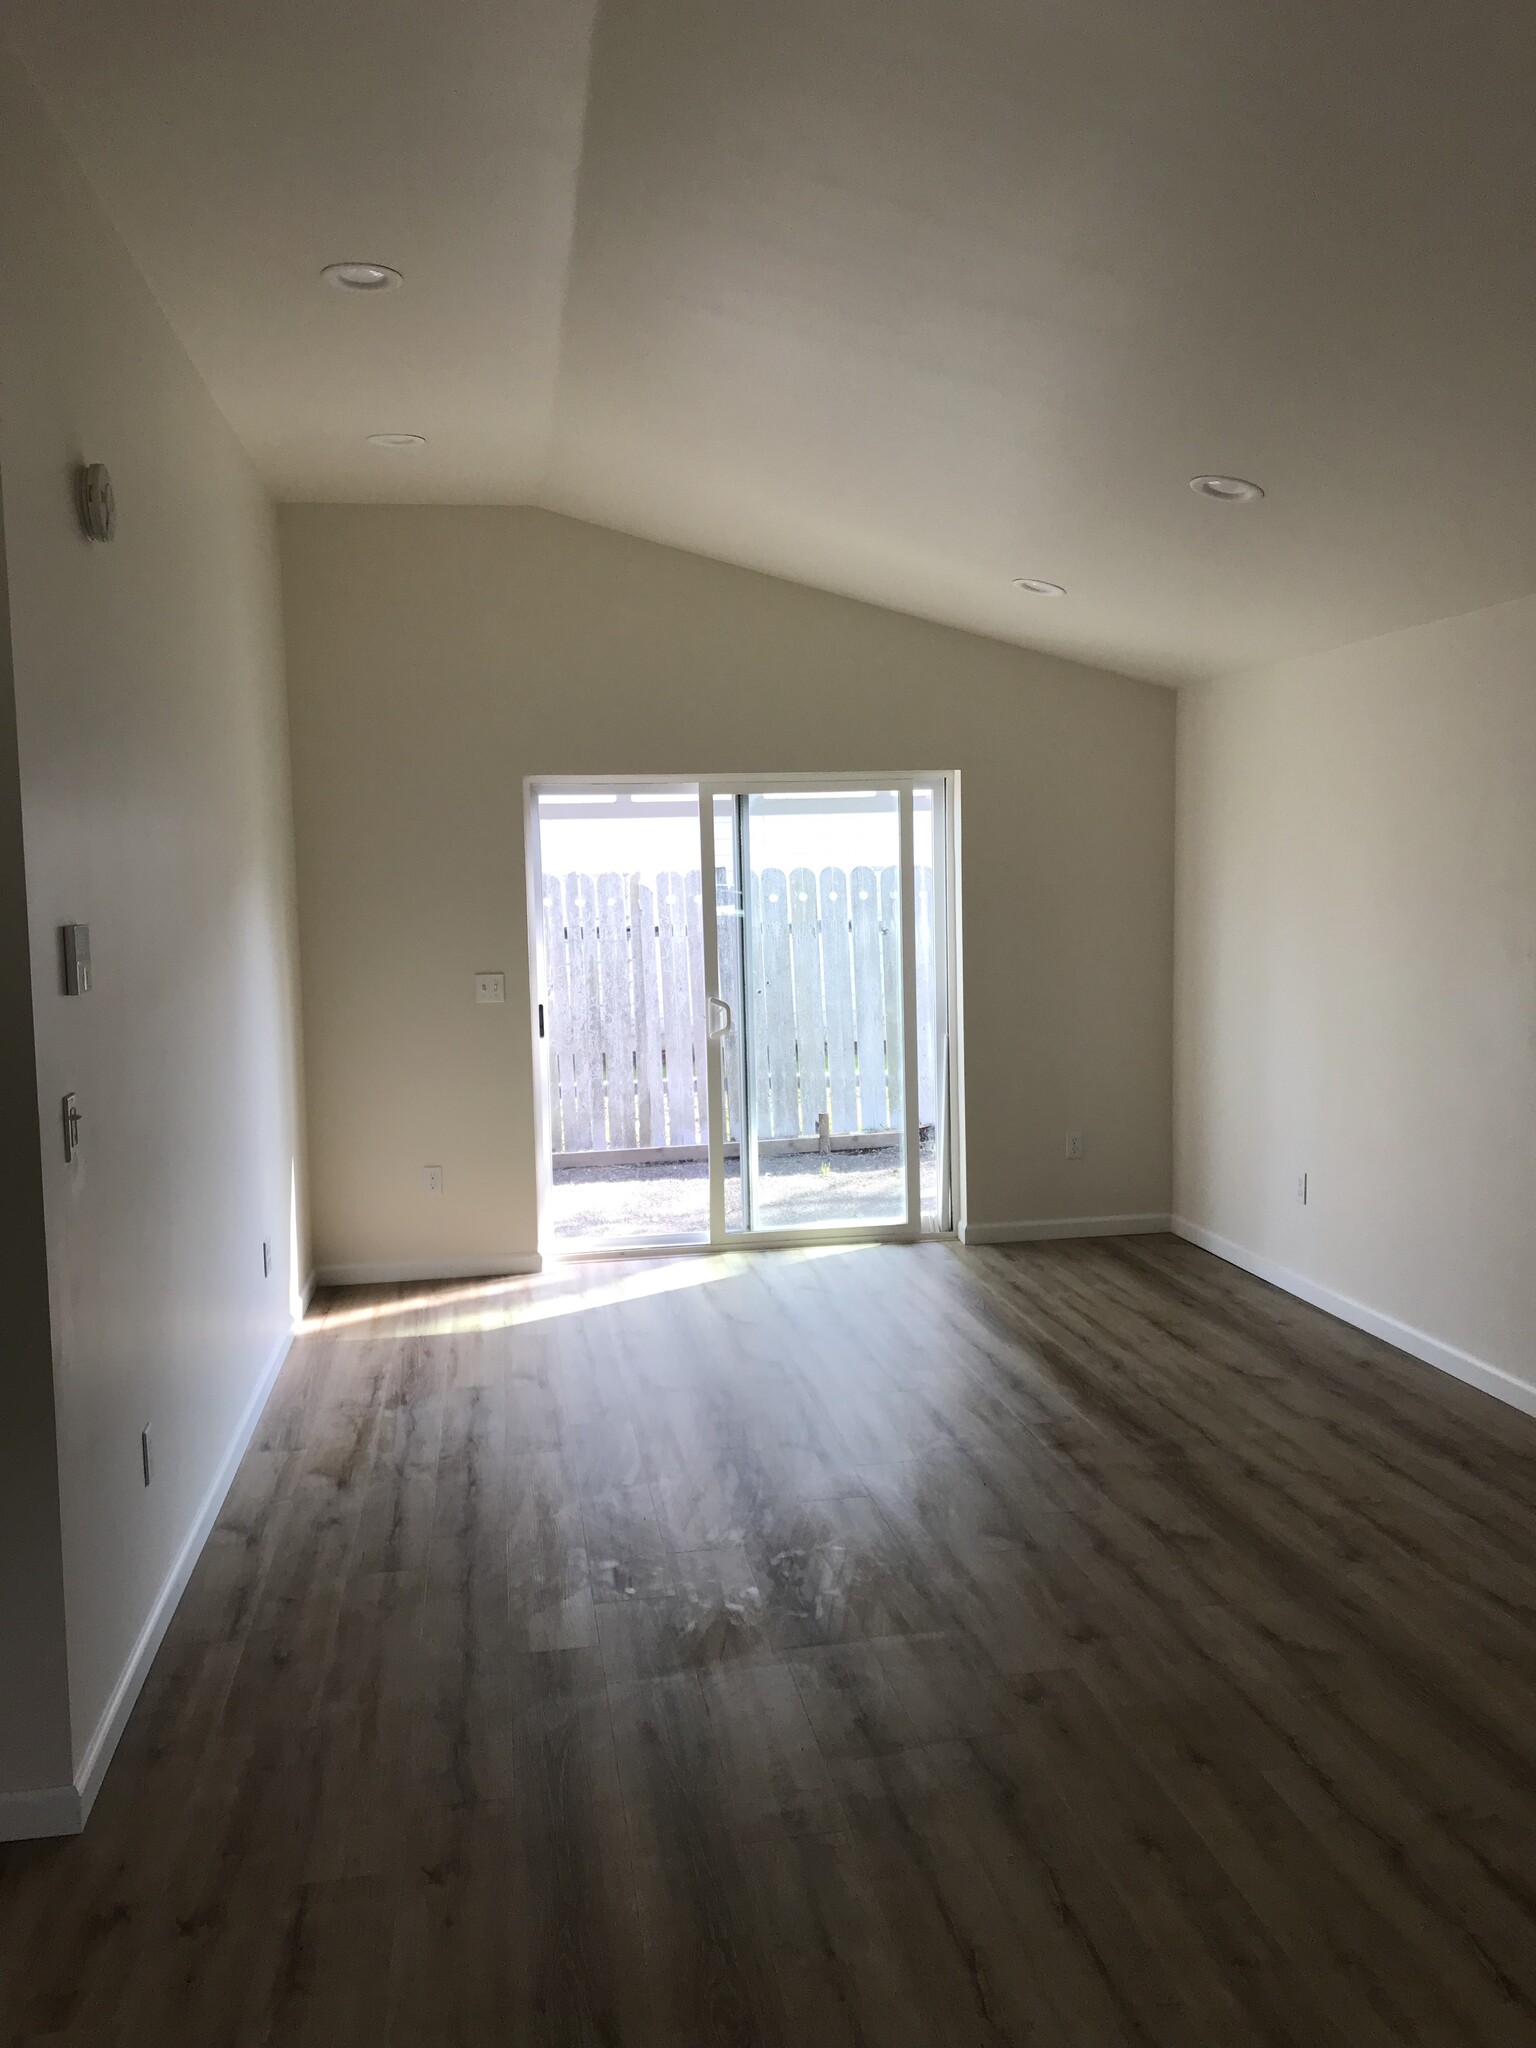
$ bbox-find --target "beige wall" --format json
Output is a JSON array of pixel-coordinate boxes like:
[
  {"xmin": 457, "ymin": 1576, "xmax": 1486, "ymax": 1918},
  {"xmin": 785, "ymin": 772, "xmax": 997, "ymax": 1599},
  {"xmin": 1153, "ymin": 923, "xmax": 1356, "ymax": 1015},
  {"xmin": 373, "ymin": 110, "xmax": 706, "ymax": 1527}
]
[
  {"xmin": 280, "ymin": 504, "xmax": 1174, "ymax": 1275},
  {"xmin": 1176, "ymin": 596, "xmax": 1536, "ymax": 1407},
  {"xmin": 0, "ymin": 38, "xmax": 306, "ymax": 1820},
  {"xmin": 0, "ymin": 474, "xmax": 74, "ymax": 1815}
]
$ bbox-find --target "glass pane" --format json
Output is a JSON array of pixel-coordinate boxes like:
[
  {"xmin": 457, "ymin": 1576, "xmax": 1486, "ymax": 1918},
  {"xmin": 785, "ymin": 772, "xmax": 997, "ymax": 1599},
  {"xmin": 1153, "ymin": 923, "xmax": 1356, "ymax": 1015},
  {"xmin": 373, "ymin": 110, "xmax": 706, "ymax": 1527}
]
[
  {"xmin": 914, "ymin": 786, "xmax": 941, "ymax": 1228},
  {"xmin": 536, "ymin": 786, "xmax": 710, "ymax": 1246},
  {"xmin": 744, "ymin": 789, "xmax": 906, "ymax": 1229},
  {"xmin": 712, "ymin": 793, "xmax": 746, "ymax": 1233}
]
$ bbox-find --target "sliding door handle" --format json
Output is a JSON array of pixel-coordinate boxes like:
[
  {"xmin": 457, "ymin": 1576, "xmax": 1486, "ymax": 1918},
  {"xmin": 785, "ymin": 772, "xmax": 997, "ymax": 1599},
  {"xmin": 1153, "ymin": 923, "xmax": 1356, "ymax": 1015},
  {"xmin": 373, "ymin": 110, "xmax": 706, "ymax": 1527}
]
[{"xmin": 706, "ymin": 996, "xmax": 733, "ymax": 1040}]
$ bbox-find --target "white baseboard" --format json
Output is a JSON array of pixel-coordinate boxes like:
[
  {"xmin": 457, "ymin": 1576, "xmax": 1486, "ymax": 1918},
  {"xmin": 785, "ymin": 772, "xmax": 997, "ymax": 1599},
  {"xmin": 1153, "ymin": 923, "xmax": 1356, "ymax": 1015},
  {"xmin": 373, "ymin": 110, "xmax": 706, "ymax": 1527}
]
[
  {"xmin": 0, "ymin": 1781, "xmax": 82, "ymax": 1841},
  {"xmin": 62, "ymin": 1312, "xmax": 298, "ymax": 1836},
  {"xmin": 1171, "ymin": 1217, "xmax": 1536, "ymax": 1421},
  {"xmin": 298, "ymin": 1268, "xmax": 317, "ymax": 1317},
  {"xmin": 313, "ymin": 1253, "xmax": 543, "ymax": 1288},
  {"xmin": 959, "ymin": 1213, "xmax": 1170, "ymax": 1246}
]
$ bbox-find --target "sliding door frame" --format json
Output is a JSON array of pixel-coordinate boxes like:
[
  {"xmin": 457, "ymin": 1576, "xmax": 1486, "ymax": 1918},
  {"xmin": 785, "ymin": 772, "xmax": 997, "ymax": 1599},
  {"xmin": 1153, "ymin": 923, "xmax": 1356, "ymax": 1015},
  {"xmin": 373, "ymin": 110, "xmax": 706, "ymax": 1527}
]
[
  {"xmin": 525, "ymin": 770, "xmax": 957, "ymax": 1260},
  {"xmin": 697, "ymin": 775, "xmax": 924, "ymax": 1249}
]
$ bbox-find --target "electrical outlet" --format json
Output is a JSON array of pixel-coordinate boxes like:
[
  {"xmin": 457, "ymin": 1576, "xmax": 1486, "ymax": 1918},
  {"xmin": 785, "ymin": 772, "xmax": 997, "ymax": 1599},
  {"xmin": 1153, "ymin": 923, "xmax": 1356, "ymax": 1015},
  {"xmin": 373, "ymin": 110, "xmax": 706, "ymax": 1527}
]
[
  {"xmin": 423, "ymin": 1165, "xmax": 444, "ymax": 1195},
  {"xmin": 1296, "ymin": 1172, "xmax": 1308, "ymax": 1205},
  {"xmin": 262, "ymin": 1239, "xmax": 273, "ymax": 1278},
  {"xmin": 474, "ymin": 972, "xmax": 506, "ymax": 1004},
  {"xmin": 141, "ymin": 1425, "xmax": 153, "ymax": 1488},
  {"xmin": 1064, "ymin": 1132, "xmax": 1084, "ymax": 1160}
]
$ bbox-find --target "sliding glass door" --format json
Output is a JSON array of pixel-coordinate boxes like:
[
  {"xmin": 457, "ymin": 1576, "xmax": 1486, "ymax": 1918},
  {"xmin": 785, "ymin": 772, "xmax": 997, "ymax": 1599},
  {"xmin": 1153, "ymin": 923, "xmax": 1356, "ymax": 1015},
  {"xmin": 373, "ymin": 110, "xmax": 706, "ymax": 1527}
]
[
  {"xmin": 703, "ymin": 784, "xmax": 921, "ymax": 1239},
  {"xmin": 531, "ymin": 774, "xmax": 948, "ymax": 1252}
]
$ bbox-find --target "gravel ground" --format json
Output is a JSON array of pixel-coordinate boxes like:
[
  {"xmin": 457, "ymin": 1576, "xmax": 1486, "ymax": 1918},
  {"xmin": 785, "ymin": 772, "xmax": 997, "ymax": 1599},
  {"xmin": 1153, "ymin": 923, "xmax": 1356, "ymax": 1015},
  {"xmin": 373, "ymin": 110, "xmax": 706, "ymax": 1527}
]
[{"xmin": 551, "ymin": 1138, "xmax": 937, "ymax": 1242}]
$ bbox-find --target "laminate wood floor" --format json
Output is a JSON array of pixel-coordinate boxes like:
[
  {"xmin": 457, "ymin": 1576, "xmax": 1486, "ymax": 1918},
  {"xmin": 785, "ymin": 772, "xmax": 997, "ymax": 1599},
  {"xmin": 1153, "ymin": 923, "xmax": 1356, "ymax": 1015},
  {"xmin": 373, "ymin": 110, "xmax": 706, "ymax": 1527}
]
[{"xmin": 3, "ymin": 1236, "xmax": 1535, "ymax": 2046}]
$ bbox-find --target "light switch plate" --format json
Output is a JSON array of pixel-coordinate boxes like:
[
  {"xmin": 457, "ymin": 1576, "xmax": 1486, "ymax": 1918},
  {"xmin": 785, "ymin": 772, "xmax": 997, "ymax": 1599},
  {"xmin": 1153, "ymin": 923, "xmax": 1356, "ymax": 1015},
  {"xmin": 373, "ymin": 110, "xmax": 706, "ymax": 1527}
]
[{"xmin": 474, "ymin": 972, "xmax": 506, "ymax": 1004}]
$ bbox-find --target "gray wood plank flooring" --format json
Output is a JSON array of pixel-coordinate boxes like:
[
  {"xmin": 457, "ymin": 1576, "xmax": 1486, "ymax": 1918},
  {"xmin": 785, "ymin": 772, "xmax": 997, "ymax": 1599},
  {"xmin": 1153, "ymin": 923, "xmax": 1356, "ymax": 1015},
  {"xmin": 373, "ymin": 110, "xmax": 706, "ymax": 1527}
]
[{"xmin": 2, "ymin": 1235, "xmax": 1534, "ymax": 2045}]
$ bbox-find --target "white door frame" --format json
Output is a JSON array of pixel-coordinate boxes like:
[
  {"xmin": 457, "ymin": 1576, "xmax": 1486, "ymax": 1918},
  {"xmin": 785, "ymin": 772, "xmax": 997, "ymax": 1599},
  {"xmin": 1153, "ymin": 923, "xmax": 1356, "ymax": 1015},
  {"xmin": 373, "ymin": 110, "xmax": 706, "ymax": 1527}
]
[{"xmin": 525, "ymin": 770, "xmax": 958, "ymax": 1259}]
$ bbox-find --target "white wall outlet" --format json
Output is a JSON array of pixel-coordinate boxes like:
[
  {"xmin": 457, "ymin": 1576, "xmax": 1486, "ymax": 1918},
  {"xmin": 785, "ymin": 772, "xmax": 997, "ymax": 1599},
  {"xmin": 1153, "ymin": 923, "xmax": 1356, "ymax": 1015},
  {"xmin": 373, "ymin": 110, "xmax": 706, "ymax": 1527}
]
[
  {"xmin": 1065, "ymin": 1131, "xmax": 1084, "ymax": 1160},
  {"xmin": 262, "ymin": 1239, "xmax": 273, "ymax": 1278},
  {"xmin": 423, "ymin": 1165, "xmax": 444, "ymax": 1194},
  {"xmin": 1296, "ymin": 1172, "xmax": 1308, "ymax": 1205},
  {"xmin": 141, "ymin": 1425, "xmax": 153, "ymax": 1487},
  {"xmin": 474, "ymin": 972, "xmax": 506, "ymax": 1004}
]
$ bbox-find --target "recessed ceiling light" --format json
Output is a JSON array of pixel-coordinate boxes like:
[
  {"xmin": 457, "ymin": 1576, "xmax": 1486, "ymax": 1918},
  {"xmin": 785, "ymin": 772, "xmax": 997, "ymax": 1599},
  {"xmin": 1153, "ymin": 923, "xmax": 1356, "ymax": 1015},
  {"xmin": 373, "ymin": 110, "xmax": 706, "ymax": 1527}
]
[
  {"xmin": 1012, "ymin": 577, "xmax": 1066, "ymax": 596},
  {"xmin": 1190, "ymin": 474, "xmax": 1264, "ymax": 503},
  {"xmin": 366, "ymin": 432, "xmax": 426, "ymax": 449},
  {"xmin": 323, "ymin": 261, "xmax": 403, "ymax": 292}
]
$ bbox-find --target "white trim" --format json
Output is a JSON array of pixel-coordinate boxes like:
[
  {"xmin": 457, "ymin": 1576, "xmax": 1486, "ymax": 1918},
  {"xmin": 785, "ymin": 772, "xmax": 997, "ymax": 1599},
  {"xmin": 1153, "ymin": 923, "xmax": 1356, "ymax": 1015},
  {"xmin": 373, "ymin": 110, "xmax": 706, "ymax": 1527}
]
[
  {"xmin": 959, "ymin": 1213, "xmax": 1171, "ymax": 1245},
  {"xmin": 1171, "ymin": 1218, "xmax": 1536, "ymax": 1421},
  {"xmin": 527, "ymin": 771, "xmax": 957, "ymax": 1255},
  {"xmin": 68, "ymin": 1311, "xmax": 297, "ymax": 1832},
  {"xmin": 299, "ymin": 1269, "xmax": 317, "ymax": 1316},
  {"xmin": 525, "ymin": 773, "xmax": 563, "ymax": 1262},
  {"xmin": 698, "ymin": 787, "xmax": 728, "ymax": 1244},
  {"xmin": 313, "ymin": 1254, "xmax": 543, "ymax": 1287},
  {"xmin": 898, "ymin": 785, "xmax": 922, "ymax": 1234},
  {"xmin": 931, "ymin": 775, "xmax": 958, "ymax": 1233},
  {"xmin": 0, "ymin": 1781, "xmax": 82, "ymax": 1841}
]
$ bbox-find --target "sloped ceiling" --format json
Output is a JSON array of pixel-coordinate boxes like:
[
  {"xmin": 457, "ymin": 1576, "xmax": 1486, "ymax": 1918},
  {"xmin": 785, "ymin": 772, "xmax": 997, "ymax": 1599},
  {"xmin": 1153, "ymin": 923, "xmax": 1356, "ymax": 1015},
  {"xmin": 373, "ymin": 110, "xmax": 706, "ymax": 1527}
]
[{"xmin": 9, "ymin": 0, "xmax": 1536, "ymax": 681}]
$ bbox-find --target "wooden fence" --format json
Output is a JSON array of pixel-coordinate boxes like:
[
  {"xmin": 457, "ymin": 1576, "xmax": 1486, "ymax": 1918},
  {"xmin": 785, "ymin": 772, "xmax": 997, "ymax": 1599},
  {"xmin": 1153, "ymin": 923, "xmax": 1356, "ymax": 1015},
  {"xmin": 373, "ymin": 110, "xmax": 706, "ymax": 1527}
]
[{"xmin": 541, "ymin": 866, "xmax": 937, "ymax": 1154}]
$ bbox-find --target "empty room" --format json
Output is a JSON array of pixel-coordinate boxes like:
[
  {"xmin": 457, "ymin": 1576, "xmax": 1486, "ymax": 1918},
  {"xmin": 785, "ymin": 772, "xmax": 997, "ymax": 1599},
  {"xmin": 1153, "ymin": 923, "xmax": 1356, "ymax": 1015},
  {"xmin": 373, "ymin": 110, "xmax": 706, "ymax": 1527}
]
[{"xmin": 1, "ymin": 2, "xmax": 1533, "ymax": 2043}]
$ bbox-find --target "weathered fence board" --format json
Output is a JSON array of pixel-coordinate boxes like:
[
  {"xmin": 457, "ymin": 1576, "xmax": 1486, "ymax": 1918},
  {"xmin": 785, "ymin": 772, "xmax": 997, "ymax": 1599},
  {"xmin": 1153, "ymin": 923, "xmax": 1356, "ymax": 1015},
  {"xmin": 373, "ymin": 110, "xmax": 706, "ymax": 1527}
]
[
  {"xmin": 684, "ymin": 869, "xmax": 709, "ymax": 1143},
  {"xmin": 542, "ymin": 873, "xmax": 582, "ymax": 1150},
  {"xmin": 789, "ymin": 866, "xmax": 827, "ymax": 1133},
  {"xmin": 820, "ymin": 867, "xmax": 858, "ymax": 1130},
  {"xmin": 567, "ymin": 873, "xmax": 605, "ymax": 1147},
  {"xmin": 756, "ymin": 867, "xmax": 798, "ymax": 1138},
  {"xmin": 629, "ymin": 875, "xmax": 663, "ymax": 1146},
  {"xmin": 850, "ymin": 865, "xmax": 886, "ymax": 1131},
  {"xmin": 597, "ymin": 871, "xmax": 633, "ymax": 1145},
  {"xmin": 543, "ymin": 862, "xmax": 937, "ymax": 1154},
  {"xmin": 655, "ymin": 871, "xmax": 696, "ymax": 1144},
  {"xmin": 880, "ymin": 863, "xmax": 904, "ymax": 1130}
]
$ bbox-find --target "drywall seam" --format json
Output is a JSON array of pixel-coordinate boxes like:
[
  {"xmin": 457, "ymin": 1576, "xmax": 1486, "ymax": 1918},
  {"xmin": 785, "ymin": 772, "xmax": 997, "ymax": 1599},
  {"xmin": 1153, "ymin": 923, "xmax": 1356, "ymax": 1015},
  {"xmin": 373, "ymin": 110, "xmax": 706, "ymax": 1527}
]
[{"xmin": 1171, "ymin": 1219, "xmax": 1536, "ymax": 1421}]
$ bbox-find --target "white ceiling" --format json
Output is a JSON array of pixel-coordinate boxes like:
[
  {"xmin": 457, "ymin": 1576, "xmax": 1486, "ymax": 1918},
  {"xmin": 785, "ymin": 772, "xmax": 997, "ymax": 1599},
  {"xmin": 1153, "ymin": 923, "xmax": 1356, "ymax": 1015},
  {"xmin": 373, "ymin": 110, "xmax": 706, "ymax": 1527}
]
[{"xmin": 10, "ymin": 0, "xmax": 1536, "ymax": 682}]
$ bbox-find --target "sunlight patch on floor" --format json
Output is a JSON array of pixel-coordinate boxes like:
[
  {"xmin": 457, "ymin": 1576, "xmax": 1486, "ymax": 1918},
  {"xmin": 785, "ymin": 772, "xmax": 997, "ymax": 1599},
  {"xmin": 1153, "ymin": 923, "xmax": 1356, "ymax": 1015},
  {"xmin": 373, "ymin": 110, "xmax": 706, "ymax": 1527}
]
[{"xmin": 302, "ymin": 1239, "xmax": 877, "ymax": 1337}]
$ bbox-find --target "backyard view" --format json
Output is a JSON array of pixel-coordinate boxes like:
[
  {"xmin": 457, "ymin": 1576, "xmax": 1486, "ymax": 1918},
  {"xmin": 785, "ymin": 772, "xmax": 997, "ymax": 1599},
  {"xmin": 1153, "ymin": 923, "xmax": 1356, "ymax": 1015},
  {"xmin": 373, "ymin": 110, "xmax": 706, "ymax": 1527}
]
[{"xmin": 536, "ymin": 786, "xmax": 943, "ymax": 1245}]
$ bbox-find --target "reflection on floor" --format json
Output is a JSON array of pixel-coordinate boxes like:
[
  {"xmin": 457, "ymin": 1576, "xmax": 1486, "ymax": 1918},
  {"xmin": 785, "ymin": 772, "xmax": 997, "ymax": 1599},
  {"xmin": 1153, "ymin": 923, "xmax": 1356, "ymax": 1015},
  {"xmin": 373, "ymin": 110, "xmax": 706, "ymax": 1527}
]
[{"xmin": 3, "ymin": 1236, "xmax": 1534, "ymax": 2045}]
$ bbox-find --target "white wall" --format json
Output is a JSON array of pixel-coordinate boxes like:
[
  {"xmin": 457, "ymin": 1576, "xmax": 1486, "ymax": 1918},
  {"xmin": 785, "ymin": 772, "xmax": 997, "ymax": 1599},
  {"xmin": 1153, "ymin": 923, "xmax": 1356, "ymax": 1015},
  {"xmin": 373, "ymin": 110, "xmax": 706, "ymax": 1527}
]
[
  {"xmin": 0, "ymin": 37, "xmax": 307, "ymax": 1823},
  {"xmin": 1176, "ymin": 596, "xmax": 1536, "ymax": 1410},
  {"xmin": 279, "ymin": 504, "xmax": 1175, "ymax": 1276}
]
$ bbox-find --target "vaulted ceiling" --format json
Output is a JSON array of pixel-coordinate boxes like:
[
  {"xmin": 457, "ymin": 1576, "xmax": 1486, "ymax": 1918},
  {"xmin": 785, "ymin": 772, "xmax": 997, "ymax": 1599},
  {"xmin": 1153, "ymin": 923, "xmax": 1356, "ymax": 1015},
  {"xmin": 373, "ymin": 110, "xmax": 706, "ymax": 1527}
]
[{"xmin": 10, "ymin": 0, "xmax": 1536, "ymax": 681}]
